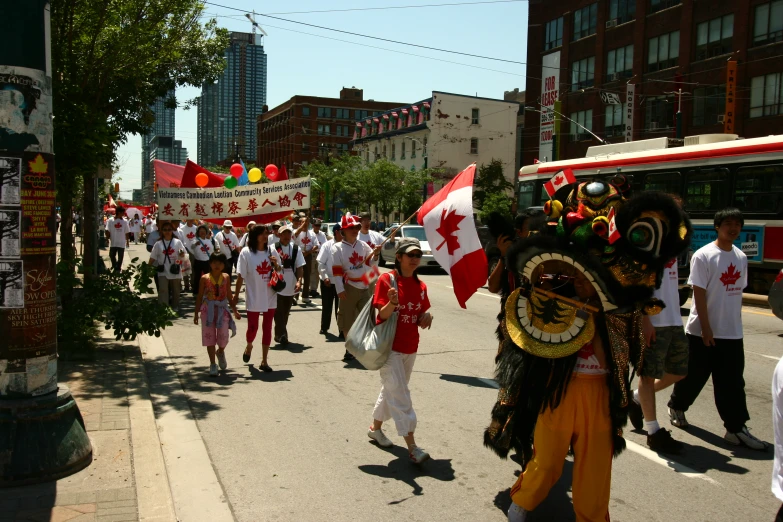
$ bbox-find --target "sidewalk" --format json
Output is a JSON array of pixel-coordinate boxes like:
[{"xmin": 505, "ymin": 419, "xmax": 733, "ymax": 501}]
[{"xmin": 0, "ymin": 330, "xmax": 176, "ymax": 522}]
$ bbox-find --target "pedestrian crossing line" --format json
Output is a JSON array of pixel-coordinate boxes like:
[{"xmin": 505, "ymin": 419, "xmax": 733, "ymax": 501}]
[
  {"xmin": 746, "ymin": 350, "xmax": 780, "ymax": 361},
  {"xmin": 625, "ymin": 440, "xmax": 720, "ymax": 485}
]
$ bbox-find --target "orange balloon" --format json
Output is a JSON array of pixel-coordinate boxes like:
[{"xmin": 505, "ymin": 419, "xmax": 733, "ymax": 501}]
[{"xmin": 195, "ymin": 173, "xmax": 209, "ymax": 187}]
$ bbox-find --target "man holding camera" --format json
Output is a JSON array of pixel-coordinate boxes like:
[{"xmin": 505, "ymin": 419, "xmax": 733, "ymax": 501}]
[{"xmin": 272, "ymin": 224, "xmax": 306, "ymax": 345}]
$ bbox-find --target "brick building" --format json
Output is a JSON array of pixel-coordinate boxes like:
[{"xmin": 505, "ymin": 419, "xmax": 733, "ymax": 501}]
[
  {"xmin": 256, "ymin": 88, "xmax": 401, "ymax": 178},
  {"xmin": 524, "ymin": 0, "xmax": 783, "ymax": 166}
]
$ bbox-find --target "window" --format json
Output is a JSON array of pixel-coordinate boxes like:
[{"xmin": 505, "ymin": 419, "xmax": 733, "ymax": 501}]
[
  {"xmin": 374, "ymin": 146, "xmax": 378, "ymax": 160},
  {"xmin": 569, "ymin": 110, "xmax": 593, "ymax": 141},
  {"xmin": 518, "ymin": 181, "xmax": 537, "ymax": 209},
  {"xmin": 608, "ymin": 0, "xmax": 635, "ymax": 24},
  {"xmin": 401, "ymin": 141, "xmax": 406, "ymax": 159},
  {"xmin": 470, "ymin": 138, "xmax": 479, "ymax": 154},
  {"xmin": 605, "ymin": 105, "xmax": 624, "ymax": 137},
  {"xmin": 685, "ymin": 168, "xmax": 729, "ymax": 211},
  {"xmin": 302, "ymin": 142, "xmax": 309, "ymax": 152},
  {"xmin": 642, "ymin": 171, "xmax": 681, "ymax": 193},
  {"xmin": 645, "ymin": 95, "xmax": 675, "ymax": 130},
  {"xmin": 302, "ymin": 106, "xmax": 310, "ymax": 117},
  {"xmin": 411, "ymin": 140, "xmax": 417, "ymax": 158},
  {"xmin": 391, "ymin": 142, "xmax": 396, "ymax": 160},
  {"xmin": 571, "ymin": 56, "xmax": 595, "ymax": 90},
  {"xmin": 423, "ymin": 137, "xmax": 428, "ymax": 156},
  {"xmin": 573, "ymin": 4, "xmax": 598, "ymax": 40},
  {"xmin": 334, "ymin": 125, "xmax": 349, "ymax": 137},
  {"xmin": 606, "ymin": 45, "xmax": 634, "ymax": 81},
  {"xmin": 317, "ymin": 124, "xmax": 330, "ymax": 135},
  {"xmin": 355, "ymin": 109, "xmax": 369, "ymax": 120},
  {"xmin": 472, "ymin": 108, "xmax": 480, "ymax": 124},
  {"xmin": 734, "ymin": 165, "xmax": 783, "ymax": 214},
  {"xmin": 336, "ymin": 108, "xmax": 351, "ymax": 119},
  {"xmin": 649, "ymin": 0, "xmax": 681, "ymax": 14},
  {"xmin": 340, "ymin": 143, "xmax": 350, "ymax": 154},
  {"xmin": 648, "ymin": 31, "xmax": 680, "ymax": 72},
  {"xmin": 695, "ymin": 15, "xmax": 733, "ymax": 60},
  {"xmin": 754, "ymin": 1, "xmax": 783, "ymax": 46},
  {"xmin": 544, "ymin": 17, "xmax": 564, "ymax": 50},
  {"xmin": 317, "ymin": 107, "xmax": 332, "ymax": 118},
  {"xmin": 750, "ymin": 73, "xmax": 783, "ymax": 117},
  {"xmin": 383, "ymin": 145, "xmax": 387, "ymax": 158},
  {"xmin": 692, "ymin": 85, "xmax": 726, "ymax": 126}
]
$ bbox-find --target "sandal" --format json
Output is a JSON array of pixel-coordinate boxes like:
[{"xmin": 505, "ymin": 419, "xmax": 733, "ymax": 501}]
[
  {"xmin": 259, "ymin": 362, "xmax": 273, "ymax": 373},
  {"xmin": 242, "ymin": 346, "xmax": 252, "ymax": 363}
]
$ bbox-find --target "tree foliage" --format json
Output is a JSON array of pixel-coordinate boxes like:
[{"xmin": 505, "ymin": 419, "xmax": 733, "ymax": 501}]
[
  {"xmin": 51, "ymin": 0, "xmax": 230, "ymax": 263},
  {"xmin": 474, "ymin": 159, "xmax": 514, "ymax": 209}
]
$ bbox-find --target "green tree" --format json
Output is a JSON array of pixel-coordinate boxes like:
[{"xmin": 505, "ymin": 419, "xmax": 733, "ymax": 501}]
[
  {"xmin": 51, "ymin": 0, "xmax": 229, "ymax": 269},
  {"xmin": 298, "ymin": 155, "xmax": 364, "ymax": 216},
  {"xmin": 474, "ymin": 159, "xmax": 514, "ymax": 210},
  {"xmin": 478, "ymin": 192, "xmax": 513, "ymax": 223}
]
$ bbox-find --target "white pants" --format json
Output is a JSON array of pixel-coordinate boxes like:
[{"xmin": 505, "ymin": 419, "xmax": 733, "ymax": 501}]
[{"xmin": 373, "ymin": 352, "xmax": 417, "ymax": 436}]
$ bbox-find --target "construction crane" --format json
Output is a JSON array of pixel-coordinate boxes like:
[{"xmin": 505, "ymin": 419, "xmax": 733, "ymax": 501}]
[{"xmin": 245, "ymin": 11, "xmax": 268, "ymax": 38}]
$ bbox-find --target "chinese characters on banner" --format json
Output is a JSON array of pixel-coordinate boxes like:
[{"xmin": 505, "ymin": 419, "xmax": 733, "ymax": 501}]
[
  {"xmin": 724, "ymin": 61, "xmax": 737, "ymax": 134},
  {"xmin": 156, "ymin": 178, "xmax": 311, "ymax": 220},
  {"xmin": 538, "ymin": 51, "xmax": 560, "ymax": 162}
]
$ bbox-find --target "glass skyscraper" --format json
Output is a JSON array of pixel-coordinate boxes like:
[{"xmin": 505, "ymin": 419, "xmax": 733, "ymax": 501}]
[
  {"xmin": 197, "ymin": 31, "xmax": 267, "ymax": 166},
  {"xmin": 141, "ymin": 92, "xmax": 187, "ymax": 202}
]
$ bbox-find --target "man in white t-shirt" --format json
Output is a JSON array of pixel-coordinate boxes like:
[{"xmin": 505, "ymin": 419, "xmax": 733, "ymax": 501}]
[
  {"xmin": 293, "ymin": 213, "xmax": 318, "ymax": 304},
  {"xmin": 358, "ymin": 211, "xmax": 385, "ymax": 294},
  {"xmin": 105, "ymin": 207, "xmax": 130, "ymax": 271},
  {"xmin": 128, "ymin": 216, "xmax": 141, "ymax": 244},
  {"xmin": 317, "ymin": 224, "xmax": 341, "ymax": 335},
  {"xmin": 772, "ymin": 356, "xmax": 783, "ymax": 520},
  {"xmin": 215, "ymin": 220, "xmax": 241, "ymax": 276},
  {"xmin": 271, "ymin": 225, "xmax": 306, "ymax": 345},
  {"xmin": 628, "ymin": 257, "xmax": 687, "ymax": 454},
  {"xmin": 668, "ymin": 207, "xmax": 768, "ymax": 450},
  {"xmin": 179, "ymin": 219, "xmax": 199, "ymax": 252},
  {"xmin": 309, "ymin": 219, "xmax": 327, "ymax": 296}
]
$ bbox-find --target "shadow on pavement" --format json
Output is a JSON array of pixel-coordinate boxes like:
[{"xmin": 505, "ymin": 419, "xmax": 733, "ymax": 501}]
[
  {"xmin": 493, "ymin": 459, "xmax": 576, "ymax": 521},
  {"xmin": 343, "ymin": 358, "xmax": 369, "ymax": 371},
  {"xmin": 438, "ymin": 373, "xmax": 497, "ymax": 389},
  {"xmin": 271, "ymin": 342, "xmax": 313, "ymax": 354},
  {"xmin": 358, "ymin": 444, "xmax": 455, "ymax": 499},
  {"xmin": 246, "ymin": 365, "xmax": 294, "ymax": 382},
  {"xmin": 678, "ymin": 425, "xmax": 771, "ymax": 468},
  {"xmin": 144, "ymin": 354, "xmax": 226, "ymax": 421}
]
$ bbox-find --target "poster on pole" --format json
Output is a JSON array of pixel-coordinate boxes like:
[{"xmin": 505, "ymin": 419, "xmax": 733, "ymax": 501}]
[
  {"xmin": 0, "ymin": 209, "xmax": 21, "ymax": 258},
  {"xmin": 0, "ymin": 260, "xmax": 23, "ymax": 309},
  {"xmin": 156, "ymin": 178, "xmax": 312, "ymax": 220},
  {"xmin": 0, "ymin": 157, "xmax": 21, "ymax": 205},
  {"xmin": 538, "ymin": 51, "xmax": 561, "ymax": 162},
  {"xmin": 625, "ymin": 84, "xmax": 635, "ymax": 142}
]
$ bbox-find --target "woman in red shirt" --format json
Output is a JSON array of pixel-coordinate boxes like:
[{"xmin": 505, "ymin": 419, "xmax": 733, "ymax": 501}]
[{"xmin": 367, "ymin": 237, "xmax": 434, "ymax": 464}]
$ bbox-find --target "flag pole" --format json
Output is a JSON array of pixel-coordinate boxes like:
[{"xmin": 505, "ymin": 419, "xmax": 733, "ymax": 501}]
[{"xmin": 380, "ymin": 208, "xmax": 420, "ymax": 248}]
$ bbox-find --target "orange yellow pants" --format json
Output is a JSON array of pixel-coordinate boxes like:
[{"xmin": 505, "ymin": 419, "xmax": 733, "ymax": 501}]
[{"xmin": 510, "ymin": 373, "xmax": 613, "ymax": 522}]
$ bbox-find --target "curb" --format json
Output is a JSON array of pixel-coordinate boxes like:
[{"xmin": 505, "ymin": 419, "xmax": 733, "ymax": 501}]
[
  {"xmin": 743, "ymin": 293, "xmax": 769, "ymax": 309},
  {"xmin": 138, "ymin": 333, "xmax": 234, "ymax": 522}
]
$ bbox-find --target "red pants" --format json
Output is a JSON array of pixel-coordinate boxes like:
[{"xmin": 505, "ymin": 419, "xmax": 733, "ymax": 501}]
[{"xmin": 246, "ymin": 310, "xmax": 275, "ymax": 346}]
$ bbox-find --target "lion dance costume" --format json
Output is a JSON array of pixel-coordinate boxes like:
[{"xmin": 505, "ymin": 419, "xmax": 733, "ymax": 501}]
[{"xmin": 484, "ymin": 175, "xmax": 692, "ymax": 521}]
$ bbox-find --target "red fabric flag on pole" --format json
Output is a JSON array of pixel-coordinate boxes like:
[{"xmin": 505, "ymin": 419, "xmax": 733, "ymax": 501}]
[
  {"xmin": 607, "ymin": 207, "xmax": 621, "ymax": 244},
  {"xmin": 280, "ymin": 164, "xmax": 289, "ymax": 181},
  {"xmin": 417, "ymin": 164, "xmax": 487, "ymax": 308},
  {"xmin": 543, "ymin": 168, "xmax": 577, "ymax": 197}
]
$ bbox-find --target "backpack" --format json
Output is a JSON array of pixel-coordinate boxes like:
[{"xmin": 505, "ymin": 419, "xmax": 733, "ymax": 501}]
[{"xmin": 275, "ymin": 242, "xmax": 299, "ymax": 270}]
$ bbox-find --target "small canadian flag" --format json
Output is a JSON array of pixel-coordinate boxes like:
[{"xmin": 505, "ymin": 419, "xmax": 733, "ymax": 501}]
[
  {"xmin": 543, "ymin": 168, "xmax": 577, "ymax": 197},
  {"xmin": 608, "ymin": 207, "xmax": 621, "ymax": 244}
]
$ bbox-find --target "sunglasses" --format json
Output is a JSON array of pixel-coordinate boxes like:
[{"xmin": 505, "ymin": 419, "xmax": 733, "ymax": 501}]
[{"xmin": 404, "ymin": 252, "xmax": 423, "ymax": 258}]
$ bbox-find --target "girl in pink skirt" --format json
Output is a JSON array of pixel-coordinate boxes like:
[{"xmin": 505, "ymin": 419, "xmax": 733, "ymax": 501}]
[{"xmin": 194, "ymin": 252, "xmax": 240, "ymax": 377}]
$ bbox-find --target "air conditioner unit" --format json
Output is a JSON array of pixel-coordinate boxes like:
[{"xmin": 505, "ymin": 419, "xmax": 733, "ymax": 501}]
[
  {"xmin": 649, "ymin": 122, "xmax": 659, "ymax": 130},
  {"xmin": 606, "ymin": 19, "xmax": 618, "ymax": 28},
  {"xmin": 717, "ymin": 115, "xmax": 725, "ymax": 124},
  {"xmin": 610, "ymin": 73, "xmax": 620, "ymax": 81}
]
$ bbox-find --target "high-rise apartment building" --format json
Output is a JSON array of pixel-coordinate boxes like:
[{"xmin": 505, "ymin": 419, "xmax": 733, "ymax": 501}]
[
  {"xmin": 198, "ymin": 31, "xmax": 267, "ymax": 166},
  {"xmin": 141, "ymin": 93, "xmax": 177, "ymax": 201}
]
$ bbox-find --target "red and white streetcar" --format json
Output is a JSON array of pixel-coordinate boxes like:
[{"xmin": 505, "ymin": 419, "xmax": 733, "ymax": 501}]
[{"xmin": 518, "ymin": 134, "xmax": 783, "ymax": 295}]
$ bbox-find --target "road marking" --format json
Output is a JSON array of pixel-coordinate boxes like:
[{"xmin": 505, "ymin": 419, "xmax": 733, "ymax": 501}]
[
  {"xmin": 625, "ymin": 440, "xmax": 720, "ymax": 485},
  {"xmin": 446, "ymin": 285, "xmax": 500, "ymax": 299},
  {"xmin": 744, "ymin": 309, "xmax": 775, "ymax": 317},
  {"xmin": 747, "ymin": 350, "xmax": 780, "ymax": 361}
]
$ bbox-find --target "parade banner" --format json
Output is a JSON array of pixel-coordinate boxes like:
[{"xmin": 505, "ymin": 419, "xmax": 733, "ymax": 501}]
[{"xmin": 156, "ymin": 177, "xmax": 311, "ymax": 220}]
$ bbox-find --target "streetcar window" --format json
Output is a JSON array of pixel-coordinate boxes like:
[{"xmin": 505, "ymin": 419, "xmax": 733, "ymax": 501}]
[
  {"xmin": 518, "ymin": 181, "xmax": 536, "ymax": 209},
  {"xmin": 642, "ymin": 171, "xmax": 681, "ymax": 194},
  {"xmin": 685, "ymin": 168, "xmax": 729, "ymax": 211},
  {"xmin": 734, "ymin": 165, "xmax": 783, "ymax": 214}
]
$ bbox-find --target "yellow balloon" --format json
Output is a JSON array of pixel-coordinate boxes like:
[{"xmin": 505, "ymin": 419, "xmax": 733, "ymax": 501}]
[{"xmin": 248, "ymin": 168, "xmax": 262, "ymax": 183}]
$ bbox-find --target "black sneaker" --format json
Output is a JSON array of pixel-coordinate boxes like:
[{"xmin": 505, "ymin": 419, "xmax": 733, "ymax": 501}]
[
  {"xmin": 647, "ymin": 428, "xmax": 683, "ymax": 454},
  {"xmin": 280, "ymin": 334, "xmax": 289, "ymax": 345},
  {"xmin": 343, "ymin": 351, "xmax": 355, "ymax": 361},
  {"xmin": 628, "ymin": 398, "xmax": 644, "ymax": 431},
  {"xmin": 319, "ymin": 329, "xmax": 328, "ymax": 335}
]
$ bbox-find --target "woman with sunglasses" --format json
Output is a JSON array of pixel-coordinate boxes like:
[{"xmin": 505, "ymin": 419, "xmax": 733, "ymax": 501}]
[
  {"xmin": 367, "ymin": 237, "xmax": 434, "ymax": 464},
  {"xmin": 233, "ymin": 225, "xmax": 281, "ymax": 372},
  {"xmin": 148, "ymin": 221, "xmax": 186, "ymax": 311}
]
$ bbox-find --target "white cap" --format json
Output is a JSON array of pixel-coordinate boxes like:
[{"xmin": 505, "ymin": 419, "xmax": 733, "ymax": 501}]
[
  {"xmin": 223, "ymin": 220, "xmax": 233, "ymax": 228},
  {"xmin": 278, "ymin": 224, "xmax": 294, "ymax": 234}
]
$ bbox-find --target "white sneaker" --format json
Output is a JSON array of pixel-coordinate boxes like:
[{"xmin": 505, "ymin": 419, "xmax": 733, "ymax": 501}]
[
  {"xmin": 725, "ymin": 426, "xmax": 769, "ymax": 451},
  {"xmin": 208, "ymin": 363, "xmax": 218, "ymax": 377},
  {"xmin": 507, "ymin": 502, "xmax": 529, "ymax": 522},
  {"xmin": 409, "ymin": 446, "xmax": 430, "ymax": 464},
  {"xmin": 669, "ymin": 407, "xmax": 690, "ymax": 429},
  {"xmin": 216, "ymin": 351, "xmax": 227, "ymax": 370},
  {"xmin": 367, "ymin": 428, "xmax": 393, "ymax": 448}
]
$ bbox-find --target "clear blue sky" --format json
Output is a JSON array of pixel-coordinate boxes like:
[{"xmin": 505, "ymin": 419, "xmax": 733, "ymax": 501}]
[{"xmin": 114, "ymin": 0, "xmax": 529, "ymax": 197}]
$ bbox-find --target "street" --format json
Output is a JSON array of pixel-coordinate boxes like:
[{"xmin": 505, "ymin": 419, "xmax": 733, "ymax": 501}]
[{"xmin": 126, "ymin": 242, "xmax": 783, "ymax": 522}]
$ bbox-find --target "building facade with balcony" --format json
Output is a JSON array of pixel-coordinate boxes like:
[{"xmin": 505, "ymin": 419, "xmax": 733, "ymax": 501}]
[
  {"xmin": 256, "ymin": 87, "xmax": 401, "ymax": 177},
  {"xmin": 524, "ymin": 0, "xmax": 783, "ymax": 166}
]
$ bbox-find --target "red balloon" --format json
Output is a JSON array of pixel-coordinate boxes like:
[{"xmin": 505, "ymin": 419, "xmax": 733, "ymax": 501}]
[
  {"xmin": 195, "ymin": 173, "xmax": 209, "ymax": 188},
  {"xmin": 265, "ymin": 164, "xmax": 279, "ymax": 182},
  {"xmin": 230, "ymin": 163, "xmax": 244, "ymax": 178}
]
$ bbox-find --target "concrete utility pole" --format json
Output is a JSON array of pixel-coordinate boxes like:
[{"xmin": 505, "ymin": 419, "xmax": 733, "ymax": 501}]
[{"xmin": 0, "ymin": 1, "xmax": 92, "ymax": 486}]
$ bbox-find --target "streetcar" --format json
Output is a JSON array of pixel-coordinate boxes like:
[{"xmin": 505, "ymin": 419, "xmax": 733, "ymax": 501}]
[{"xmin": 518, "ymin": 133, "xmax": 783, "ymax": 295}]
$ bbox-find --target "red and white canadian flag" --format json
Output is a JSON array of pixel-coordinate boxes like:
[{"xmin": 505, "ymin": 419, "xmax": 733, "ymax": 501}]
[
  {"xmin": 108, "ymin": 193, "xmax": 117, "ymax": 208},
  {"xmin": 607, "ymin": 207, "xmax": 621, "ymax": 244},
  {"xmin": 543, "ymin": 168, "xmax": 577, "ymax": 197},
  {"xmin": 417, "ymin": 164, "xmax": 487, "ymax": 308}
]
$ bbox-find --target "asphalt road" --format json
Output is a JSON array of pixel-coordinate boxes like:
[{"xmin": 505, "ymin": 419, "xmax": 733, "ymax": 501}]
[{"xmin": 126, "ymin": 241, "xmax": 783, "ymax": 522}]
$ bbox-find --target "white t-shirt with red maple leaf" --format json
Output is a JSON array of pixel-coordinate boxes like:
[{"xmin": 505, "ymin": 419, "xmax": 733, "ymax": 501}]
[
  {"xmin": 105, "ymin": 217, "xmax": 130, "ymax": 248},
  {"xmin": 150, "ymin": 238, "xmax": 186, "ymax": 280},
  {"xmin": 329, "ymin": 240, "xmax": 374, "ymax": 293},
  {"xmin": 179, "ymin": 224, "xmax": 199, "ymax": 252},
  {"xmin": 237, "ymin": 246, "xmax": 281, "ymax": 312},
  {"xmin": 685, "ymin": 242, "xmax": 747, "ymax": 339},
  {"xmin": 358, "ymin": 230, "xmax": 384, "ymax": 251},
  {"xmin": 651, "ymin": 258, "xmax": 682, "ymax": 328}
]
